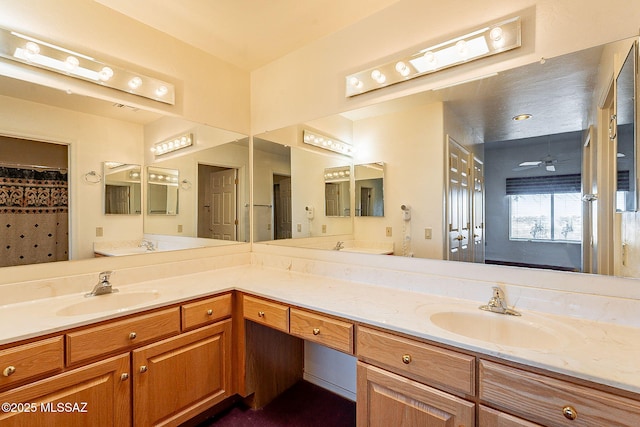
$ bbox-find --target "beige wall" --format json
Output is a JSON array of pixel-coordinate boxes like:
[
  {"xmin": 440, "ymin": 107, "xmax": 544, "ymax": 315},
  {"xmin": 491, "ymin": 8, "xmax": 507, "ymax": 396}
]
[
  {"xmin": 352, "ymin": 102, "xmax": 445, "ymax": 258},
  {"xmin": 0, "ymin": 0, "xmax": 250, "ymax": 134},
  {"xmin": 251, "ymin": 0, "xmax": 640, "ymax": 133}
]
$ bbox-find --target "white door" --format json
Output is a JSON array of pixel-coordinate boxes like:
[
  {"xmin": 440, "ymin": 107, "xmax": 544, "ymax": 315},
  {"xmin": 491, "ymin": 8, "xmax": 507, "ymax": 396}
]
[
  {"xmin": 447, "ymin": 137, "xmax": 471, "ymax": 262},
  {"xmin": 472, "ymin": 156, "xmax": 485, "ymax": 264},
  {"xmin": 210, "ymin": 168, "xmax": 237, "ymax": 240}
]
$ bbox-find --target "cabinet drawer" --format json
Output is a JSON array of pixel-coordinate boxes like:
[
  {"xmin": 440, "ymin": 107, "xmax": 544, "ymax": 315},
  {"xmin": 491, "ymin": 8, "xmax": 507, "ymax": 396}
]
[
  {"xmin": 480, "ymin": 360, "xmax": 640, "ymax": 427},
  {"xmin": 479, "ymin": 405, "xmax": 543, "ymax": 426},
  {"xmin": 66, "ymin": 307, "xmax": 181, "ymax": 365},
  {"xmin": 357, "ymin": 326, "xmax": 475, "ymax": 395},
  {"xmin": 290, "ymin": 308, "xmax": 354, "ymax": 354},
  {"xmin": 0, "ymin": 336, "xmax": 64, "ymax": 389},
  {"xmin": 243, "ymin": 295, "xmax": 289, "ymax": 333},
  {"xmin": 182, "ymin": 293, "xmax": 232, "ymax": 331}
]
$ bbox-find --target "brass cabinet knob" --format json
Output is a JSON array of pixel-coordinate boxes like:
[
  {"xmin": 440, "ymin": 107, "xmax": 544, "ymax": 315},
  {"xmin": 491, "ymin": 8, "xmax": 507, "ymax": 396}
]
[
  {"xmin": 402, "ymin": 354, "xmax": 412, "ymax": 364},
  {"xmin": 120, "ymin": 373, "xmax": 129, "ymax": 381},
  {"xmin": 139, "ymin": 365, "xmax": 148, "ymax": 373},
  {"xmin": 562, "ymin": 405, "xmax": 577, "ymax": 420},
  {"xmin": 3, "ymin": 366, "xmax": 16, "ymax": 377},
  {"xmin": 129, "ymin": 332, "xmax": 137, "ymax": 340},
  {"xmin": 206, "ymin": 309, "xmax": 213, "ymax": 316},
  {"xmin": 258, "ymin": 311, "xmax": 265, "ymax": 317},
  {"xmin": 312, "ymin": 328, "xmax": 321, "ymax": 335}
]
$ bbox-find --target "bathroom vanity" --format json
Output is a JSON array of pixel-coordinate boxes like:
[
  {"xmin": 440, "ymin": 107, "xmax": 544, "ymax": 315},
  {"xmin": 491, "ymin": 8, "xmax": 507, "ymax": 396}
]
[{"xmin": 0, "ymin": 250, "xmax": 639, "ymax": 426}]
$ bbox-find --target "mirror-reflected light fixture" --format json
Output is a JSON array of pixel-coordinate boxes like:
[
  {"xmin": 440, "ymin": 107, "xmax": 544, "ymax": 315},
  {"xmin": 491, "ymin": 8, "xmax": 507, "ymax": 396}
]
[
  {"xmin": 324, "ymin": 166, "xmax": 351, "ymax": 181},
  {"xmin": 0, "ymin": 27, "xmax": 175, "ymax": 104},
  {"xmin": 151, "ymin": 132, "xmax": 194, "ymax": 156},
  {"xmin": 303, "ymin": 130, "xmax": 354, "ymax": 156},
  {"xmin": 345, "ymin": 16, "xmax": 521, "ymax": 97}
]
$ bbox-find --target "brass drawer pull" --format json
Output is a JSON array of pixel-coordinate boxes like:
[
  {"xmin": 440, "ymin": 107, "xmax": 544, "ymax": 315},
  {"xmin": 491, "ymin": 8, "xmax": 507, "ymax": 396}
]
[
  {"xmin": 402, "ymin": 354, "xmax": 412, "ymax": 364},
  {"xmin": 207, "ymin": 309, "xmax": 213, "ymax": 316},
  {"xmin": 258, "ymin": 311, "xmax": 265, "ymax": 317},
  {"xmin": 129, "ymin": 332, "xmax": 137, "ymax": 340},
  {"xmin": 562, "ymin": 405, "xmax": 577, "ymax": 420},
  {"xmin": 313, "ymin": 328, "xmax": 320, "ymax": 335},
  {"xmin": 139, "ymin": 365, "xmax": 148, "ymax": 373},
  {"xmin": 120, "ymin": 373, "xmax": 129, "ymax": 381},
  {"xmin": 3, "ymin": 366, "xmax": 16, "ymax": 377}
]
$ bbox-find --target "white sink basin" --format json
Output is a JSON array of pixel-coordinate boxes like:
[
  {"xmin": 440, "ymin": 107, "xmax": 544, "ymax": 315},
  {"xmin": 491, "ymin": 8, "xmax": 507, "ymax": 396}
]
[
  {"xmin": 56, "ymin": 291, "xmax": 160, "ymax": 316},
  {"xmin": 429, "ymin": 309, "xmax": 568, "ymax": 349}
]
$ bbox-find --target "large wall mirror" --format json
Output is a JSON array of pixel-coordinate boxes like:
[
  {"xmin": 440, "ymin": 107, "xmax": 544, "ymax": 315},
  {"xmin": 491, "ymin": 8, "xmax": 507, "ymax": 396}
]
[
  {"xmin": 254, "ymin": 36, "xmax": 640, "ymax": 279},
  {"xmin": 0, "ymin": 73, "xmax": 248, "ymax": 265},
  {"xmin": 104, "ymin": 162, "xmax": 141, "ymax": 215},
  {"xmin": 253, "ymin": 124, "xmax": 354, "ymax": 245},
  {"xmin": 615, "ymin": 41, "xmax": 638, "ymax": 212}
]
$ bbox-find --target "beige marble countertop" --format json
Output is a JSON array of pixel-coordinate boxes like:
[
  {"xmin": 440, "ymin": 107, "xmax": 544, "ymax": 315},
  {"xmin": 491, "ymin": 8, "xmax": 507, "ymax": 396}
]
[{"xmin": 1, "ymin": 264, "xmax": 638, "ymax": 395}]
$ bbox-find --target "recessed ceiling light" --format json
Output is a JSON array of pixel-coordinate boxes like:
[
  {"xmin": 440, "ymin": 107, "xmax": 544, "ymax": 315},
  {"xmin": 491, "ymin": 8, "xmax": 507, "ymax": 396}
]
[{"xmin": 512, "ymin": 113, "xmax": 533, "ymax": 121}]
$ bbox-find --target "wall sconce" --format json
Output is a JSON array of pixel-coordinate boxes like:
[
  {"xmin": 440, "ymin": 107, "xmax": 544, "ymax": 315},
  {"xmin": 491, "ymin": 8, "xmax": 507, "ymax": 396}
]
[
  {"xmin": 151, "ymin": 133, "xmax": 194, "ymax": 156},
  {"xmin": 303, "ymin": 130, "xmax": 354, "ymax": 157},
  {"xmin": 345, "ymin": 16, "xmax": 521, "ymax": 97},
  {"xmin": 147, "ymin": 170, "xmax": 179, "ymax": 185},
  {"xmin": 0, "ymin": 27, "xmax": 175, "ymax": 104}
]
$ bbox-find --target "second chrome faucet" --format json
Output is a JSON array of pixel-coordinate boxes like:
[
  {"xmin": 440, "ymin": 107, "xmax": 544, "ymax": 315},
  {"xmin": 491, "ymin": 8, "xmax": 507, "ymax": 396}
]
[{"xmin": 479, "ymin": 286, "xmax": 521, "ymax": 316}]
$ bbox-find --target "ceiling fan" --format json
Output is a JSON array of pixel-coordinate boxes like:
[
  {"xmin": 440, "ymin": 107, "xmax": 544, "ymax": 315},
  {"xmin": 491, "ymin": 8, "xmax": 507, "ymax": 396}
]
[{"xmin": 512, "ymin": 139, "xmax": 567, "ymax": 172}]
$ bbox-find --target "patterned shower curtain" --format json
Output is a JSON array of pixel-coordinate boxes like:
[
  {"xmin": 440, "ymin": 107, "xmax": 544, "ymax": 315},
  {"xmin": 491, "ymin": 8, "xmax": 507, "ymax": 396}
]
[{"xmin": 0, "ymin": 167, "xmax": 69, "ymax": 267}]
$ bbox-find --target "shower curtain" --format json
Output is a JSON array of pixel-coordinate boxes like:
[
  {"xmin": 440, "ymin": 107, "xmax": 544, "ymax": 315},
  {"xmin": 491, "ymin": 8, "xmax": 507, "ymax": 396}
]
[{"xmin": 0, "ymin": 166, "xmax": 69, "ymax": 267}]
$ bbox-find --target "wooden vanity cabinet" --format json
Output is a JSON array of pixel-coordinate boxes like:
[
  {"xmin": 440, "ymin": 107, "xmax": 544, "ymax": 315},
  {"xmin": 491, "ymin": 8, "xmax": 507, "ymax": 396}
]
[
  {"xmin": 479, "ymin": 359, "xmax": 640, "ymax": 427},
  {"xmin": 0, "ymin": 353, "xmax": 131, "ymax": 426},
  {"xmin": 0, "ymin": 336, "xmax": 64, "ymax": 391},
  {"xmin": 133, "ymin": 319, "xmax": 232, "ymax": 426},
  {"xmin": 356, "ymin": 326, "xmax": 476, "ymax": 426},
  {"xmin": 357, "ymin": 361, "xmax": 475, "ymax": 427}
]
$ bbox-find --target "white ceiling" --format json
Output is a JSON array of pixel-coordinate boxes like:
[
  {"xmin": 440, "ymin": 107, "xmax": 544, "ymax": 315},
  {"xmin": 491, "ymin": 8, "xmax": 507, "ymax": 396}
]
[{"xmin": 94, "ymin": 0, "xmax": 400, "ymax": 70}]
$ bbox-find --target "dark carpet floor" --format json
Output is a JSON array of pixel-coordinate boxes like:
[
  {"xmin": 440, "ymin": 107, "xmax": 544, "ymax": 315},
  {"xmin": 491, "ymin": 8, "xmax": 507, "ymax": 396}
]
[{"xmin": 200, "ymin": 381, "xmax": 356, "ymax": 427}]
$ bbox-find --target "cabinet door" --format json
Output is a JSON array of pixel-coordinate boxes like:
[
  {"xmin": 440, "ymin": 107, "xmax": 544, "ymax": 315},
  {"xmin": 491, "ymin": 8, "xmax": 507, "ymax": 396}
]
[
  {"xmin": 0, "ymin": 353, "xmax": 130, "ymax": 427},
  {"xmin": 357, "ymin": 361, "xmax": 474, "ymax": 427},
  {"xmin": 133, "ymin": 319, "xmax": 232, "ymax": 427}
]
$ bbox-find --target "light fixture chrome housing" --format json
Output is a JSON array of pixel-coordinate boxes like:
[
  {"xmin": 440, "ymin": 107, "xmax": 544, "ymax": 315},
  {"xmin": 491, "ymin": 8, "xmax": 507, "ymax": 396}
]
[
  {"xmin": 345, "ymin": 16, "xmax": 521, "ymax": 97},
  {"xmin": 0, "ymin": 27, "xmax": 175, "ymax": 105}
]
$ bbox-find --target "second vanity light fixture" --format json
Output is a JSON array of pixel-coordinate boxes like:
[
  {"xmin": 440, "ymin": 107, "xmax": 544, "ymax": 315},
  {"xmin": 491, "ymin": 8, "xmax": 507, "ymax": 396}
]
[
  {"xmin": 345, "ymin": 16, "xmax": 521, "ymax": 97},
  {"xmin": 151, "ymin": 132, "xmax": 194, "ymax": 156},
  {"xmin": 303, "ymin": 130, "xmax": 354, "ymax": 157},
  {"xmin": 0, "ymin": 27, "xmax": 175, "ymax": 104}
]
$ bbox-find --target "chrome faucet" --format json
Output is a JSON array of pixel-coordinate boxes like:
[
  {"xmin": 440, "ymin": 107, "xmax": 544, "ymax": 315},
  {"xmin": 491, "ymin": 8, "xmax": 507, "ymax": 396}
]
[
  {"xmin": 334, "ymin": 241, "xmax": 345, "ymax": 250},
  {"xmin": 86, "ymin": 271, "xmax": 118, "ymax": 297},
  {"xmin": 139, "ymin": 239, "xmax": 156, "ymax": 251},
  {"xmin": 479, "ymin": 286, "xmax": 521, "ymax": 316}
]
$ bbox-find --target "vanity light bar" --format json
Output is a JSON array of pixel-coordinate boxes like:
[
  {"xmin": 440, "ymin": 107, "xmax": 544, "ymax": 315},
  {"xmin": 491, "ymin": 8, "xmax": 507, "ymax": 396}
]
[
  {"xmin": 324, "ymin": 166, "xmax": 351, "ymax": 181},
  {"xmin": 151, "ymin": 133, "xmax": 194, "ymax": 156},
  {"xmin": 345, "ymin": 16, "xmax": 521, "ymax": 97},
  {"xmin": 0, "ymin": 27, "xmax": 175, "ymax": 105},
  {"xmin": 303, "ymin": 130, "xmax": 354, "ymax": 157}
]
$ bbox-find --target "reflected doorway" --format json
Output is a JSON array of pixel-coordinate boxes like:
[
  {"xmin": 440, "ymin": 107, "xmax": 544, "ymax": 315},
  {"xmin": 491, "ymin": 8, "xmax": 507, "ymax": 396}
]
[
  {"xmin": 273, "ymin": 174, "xmax": 292, "ymax": 239},
  {"xmin": 197, "ymin": 164, "xmax": 238, "ymax": 240},
  {"xmin": 0, "ymin": 135, "xmax": 69, "ymax": 267}
]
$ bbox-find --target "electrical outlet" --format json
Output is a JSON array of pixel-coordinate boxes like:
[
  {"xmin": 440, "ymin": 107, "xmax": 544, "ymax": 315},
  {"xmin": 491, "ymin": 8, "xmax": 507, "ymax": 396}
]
[
  {"xmin": 424, "ymin": 227, "xmax": 432, "ymax": 239},
  {"xmin": 322, "ymin": 224, "xmax": 327, "ymax": 233},
  {"xmin": 386, "ymin": 226, "xmax": 392, "ymax": 237},
  {"xmin": 297, "ymin": 223, "xmax": 302, "ymax": 232},
  {"xmin": 177, "ymin": 224, "xmax": 183, "ymax": 233},
  {"xmin": 96, "ymin": 227, "xmax": 103, "ymax": 237},
  {"xmin": 267, "ymin": 223, "xmax": 271, "ymax": 231}
]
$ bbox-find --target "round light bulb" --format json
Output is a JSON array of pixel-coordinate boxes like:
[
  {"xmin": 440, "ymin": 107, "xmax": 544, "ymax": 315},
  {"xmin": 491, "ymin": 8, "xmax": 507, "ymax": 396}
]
[
  {"xmin": 395, "ymin": 61, "xmax": 410, "ymax": 77},
  {"xmin": 99, "ymin": 67, "xmax": 114, "ymax": 82},
  {"xmin": 155, "ymin": 85, "xmax": 168, "ymax": 97},
  {"xmin": 128, "ymin": 76, "xmax": 142, "ymax": 90},
  {"xmin": 24, "ymin": 42, "xmax": 40, "ymax": 60},
  {"xmin": 349, "ymin": 77, "xmax": 363, "ymax": 89},
  {"xmin": 371, "ymin": 69, "xmax": 386, "ymax": 84},
  {"xmin": 489, "ymin": 27, "xmax": 503, "ymax": 42},
  {"xmin": 65, "ymin": 56, "xmax": 79, "ymax": 71}
]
